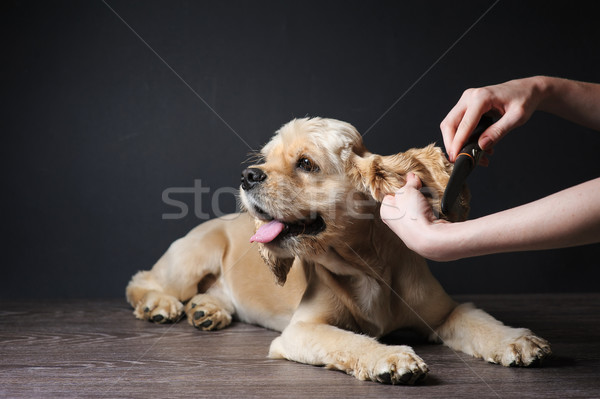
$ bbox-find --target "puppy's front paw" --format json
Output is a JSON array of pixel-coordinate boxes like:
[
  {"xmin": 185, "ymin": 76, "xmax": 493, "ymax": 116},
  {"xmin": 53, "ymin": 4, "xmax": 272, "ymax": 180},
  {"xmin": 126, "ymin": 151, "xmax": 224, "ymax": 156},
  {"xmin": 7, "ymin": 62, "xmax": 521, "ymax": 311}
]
[
  {"xmin": 185, "ymin": 294, "xmax": 232, "ymax": 331},
  {"xmin": 133, "ymin": 291, "xmax": 184, "ymax": 323},
  {"xmin": 489, "ymin": 332, "xmax": 552, "ymax": 367},
  {"xmin": 357, "ymin": 345, "xmax": 429, "ymax": 385}
]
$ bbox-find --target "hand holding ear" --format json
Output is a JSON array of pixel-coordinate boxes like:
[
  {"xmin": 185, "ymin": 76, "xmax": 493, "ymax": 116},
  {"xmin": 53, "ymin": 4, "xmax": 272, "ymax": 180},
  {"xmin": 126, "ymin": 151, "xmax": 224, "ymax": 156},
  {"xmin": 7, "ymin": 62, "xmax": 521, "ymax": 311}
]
[{"xmin": 380, "ymin": 172, "xmax": 448, "ymax": 259}]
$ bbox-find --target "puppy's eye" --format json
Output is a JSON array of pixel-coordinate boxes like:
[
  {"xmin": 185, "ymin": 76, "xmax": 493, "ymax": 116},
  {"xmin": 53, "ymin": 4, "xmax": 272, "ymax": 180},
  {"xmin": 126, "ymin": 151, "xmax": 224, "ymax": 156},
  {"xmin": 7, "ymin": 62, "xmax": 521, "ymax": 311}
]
[{"xmin": 297, "ymin": 157, "xmax": 319, "ymax": 172}]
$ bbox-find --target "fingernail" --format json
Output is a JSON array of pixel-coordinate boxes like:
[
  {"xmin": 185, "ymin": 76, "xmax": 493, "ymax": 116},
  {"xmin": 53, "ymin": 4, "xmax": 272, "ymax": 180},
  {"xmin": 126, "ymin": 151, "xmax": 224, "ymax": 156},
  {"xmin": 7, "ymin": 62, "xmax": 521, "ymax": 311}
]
[{"xmin": 479, "ymin": 137, "xmax": 492, "ymax": 151}]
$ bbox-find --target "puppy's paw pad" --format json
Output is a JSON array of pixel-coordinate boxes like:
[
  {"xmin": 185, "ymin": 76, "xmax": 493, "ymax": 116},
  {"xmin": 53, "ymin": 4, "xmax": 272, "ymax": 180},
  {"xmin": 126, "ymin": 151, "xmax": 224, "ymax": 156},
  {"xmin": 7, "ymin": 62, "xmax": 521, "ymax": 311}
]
[
  {"xmin": 493, "ymin": 334, "xmax": 552, "ymax": 367},
  {"xmin": 185, "ymin": 296, "xmax": 232, "ymax": 331},
  {"xmin": 133, "ymin": 292, "xmax": 184, "ymax": 323}
]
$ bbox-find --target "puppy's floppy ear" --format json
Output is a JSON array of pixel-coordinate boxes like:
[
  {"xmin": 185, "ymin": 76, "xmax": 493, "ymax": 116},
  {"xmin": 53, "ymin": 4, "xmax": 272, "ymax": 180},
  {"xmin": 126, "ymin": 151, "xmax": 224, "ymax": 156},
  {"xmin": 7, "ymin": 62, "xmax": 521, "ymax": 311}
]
[
  {"xmin": 348, "ymin": 144, "xmax": 470, "ymax": 221},
  {"xmin": 258, "ymin": 244, "xmax": 294, "ymax": 286}
]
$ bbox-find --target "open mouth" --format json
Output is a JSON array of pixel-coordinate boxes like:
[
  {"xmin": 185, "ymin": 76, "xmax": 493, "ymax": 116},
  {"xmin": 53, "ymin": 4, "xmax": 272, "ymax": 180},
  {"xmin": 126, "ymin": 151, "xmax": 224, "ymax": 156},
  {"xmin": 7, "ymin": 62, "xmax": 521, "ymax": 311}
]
[{"xmin": 249, "ymin": 205, "xmax": 326, "ymax": 244}]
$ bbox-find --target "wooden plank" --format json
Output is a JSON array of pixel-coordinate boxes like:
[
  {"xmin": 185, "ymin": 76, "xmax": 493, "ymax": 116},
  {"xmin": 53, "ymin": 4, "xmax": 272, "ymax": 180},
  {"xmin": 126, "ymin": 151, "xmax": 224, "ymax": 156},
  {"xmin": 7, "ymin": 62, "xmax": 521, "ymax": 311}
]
[{"xmin": 0, "ymin": 294, "xmax": 599, "ymax": 398}]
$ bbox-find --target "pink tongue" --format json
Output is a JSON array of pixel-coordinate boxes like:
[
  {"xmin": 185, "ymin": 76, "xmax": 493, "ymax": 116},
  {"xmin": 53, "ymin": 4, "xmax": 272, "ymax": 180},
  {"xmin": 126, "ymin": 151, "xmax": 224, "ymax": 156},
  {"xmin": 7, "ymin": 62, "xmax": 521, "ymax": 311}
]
[{"xmin": 250, "ymin": 220, "xmax": 285, "ymax": 243}]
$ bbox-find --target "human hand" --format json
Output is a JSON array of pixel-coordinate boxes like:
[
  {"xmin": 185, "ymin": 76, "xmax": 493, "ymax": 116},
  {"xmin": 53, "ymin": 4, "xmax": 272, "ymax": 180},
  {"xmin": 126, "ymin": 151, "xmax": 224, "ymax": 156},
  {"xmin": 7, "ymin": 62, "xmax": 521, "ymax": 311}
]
[
  {"xmin": 440, "ymin": 77, "xmax": 546, "ymax": 164},
  {"xmin": 380, "ymin": 172, "xmax": 450, "ymax": 260}
]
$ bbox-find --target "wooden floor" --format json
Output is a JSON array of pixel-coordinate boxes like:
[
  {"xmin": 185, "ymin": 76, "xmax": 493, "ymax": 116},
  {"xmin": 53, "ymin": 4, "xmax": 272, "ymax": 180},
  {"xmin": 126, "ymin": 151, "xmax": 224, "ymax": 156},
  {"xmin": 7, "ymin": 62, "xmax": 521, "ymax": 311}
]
[{"xmin": 1, "ymin": 294, "xmax": 599, "ymax": 398}]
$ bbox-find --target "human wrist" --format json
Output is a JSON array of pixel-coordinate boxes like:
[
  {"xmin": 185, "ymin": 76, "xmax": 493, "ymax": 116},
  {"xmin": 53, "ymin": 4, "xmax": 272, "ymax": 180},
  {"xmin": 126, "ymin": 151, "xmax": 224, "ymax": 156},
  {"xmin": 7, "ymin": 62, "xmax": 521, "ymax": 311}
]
[
  {"xmin": 534, "ymin": 75, "xmax": 562, "ymax": 113},
  {"xmin": 421, "ymin": 221, "xmax": 465, "ymax": 262},
  {"xmin": 429, "ymin": 218, "xmax": 491, "ymax": 262},
  {"xmin": 525, "ymin": 76, "xmax": 551, "ymax": 109}
]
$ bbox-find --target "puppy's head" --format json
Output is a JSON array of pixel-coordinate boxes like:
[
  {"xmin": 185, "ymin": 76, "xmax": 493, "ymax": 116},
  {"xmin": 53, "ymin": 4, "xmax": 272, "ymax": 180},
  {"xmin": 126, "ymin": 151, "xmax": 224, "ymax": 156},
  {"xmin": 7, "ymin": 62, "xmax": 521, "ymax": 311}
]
[{"xmin": 240, "ymin": 117, "xmax": 469, "ymax": 284}]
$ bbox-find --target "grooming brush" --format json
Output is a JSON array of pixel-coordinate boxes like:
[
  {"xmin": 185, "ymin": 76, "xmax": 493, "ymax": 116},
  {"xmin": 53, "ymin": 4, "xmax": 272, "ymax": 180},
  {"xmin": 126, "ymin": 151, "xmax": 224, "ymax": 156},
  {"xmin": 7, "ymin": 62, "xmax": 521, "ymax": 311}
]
[{"xmin": 440, "ymin": 114, "xmax": 496, "ymax": 216}]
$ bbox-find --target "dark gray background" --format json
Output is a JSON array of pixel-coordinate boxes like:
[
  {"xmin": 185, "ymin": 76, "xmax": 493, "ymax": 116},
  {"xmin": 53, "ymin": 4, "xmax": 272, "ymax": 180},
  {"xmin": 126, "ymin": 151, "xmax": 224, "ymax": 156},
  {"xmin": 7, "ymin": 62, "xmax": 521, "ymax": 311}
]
[{"xmin": 2, "ymin": 1, "xmax": 599, "ymax": 298}]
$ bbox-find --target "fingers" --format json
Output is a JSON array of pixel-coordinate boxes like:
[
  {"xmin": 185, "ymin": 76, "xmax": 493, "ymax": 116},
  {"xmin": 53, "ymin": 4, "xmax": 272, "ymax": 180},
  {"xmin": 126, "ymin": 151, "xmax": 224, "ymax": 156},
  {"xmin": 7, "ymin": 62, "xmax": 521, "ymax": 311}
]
[
  {"xmin": 404, "ymin": 172, "xmax": 422, "ymax": 190},
  {"xmin": 442, "ymin": 80, "xmax": 538, "ymax": 163},
  {"xmin": 477, "ymin": 107, "xmax": 525, "ymax": 151},
  {"xmin": 380, "ymin": 194, "xmax": 405, "ymax": 224},
  {"xmin": 380, "ymin": 173, "xmax": 426, "ymax": 225},
  {"xmin": 441, "ymin": 89, "xmax": 492, "ymax": 162},
  {"xmin": 451, "ymin": 100, "xmax": 492, "ymax": 160},
  {"xmin": 382, "ymin": 194, "xmax": 395, "ymax": 206},
  {"xmin": 440, "ymin": 103, "xmax": 466, "ymax": 161},
  {"xmin": 382, "ymin": 172, "xmax": 422, "ymax": 211}
]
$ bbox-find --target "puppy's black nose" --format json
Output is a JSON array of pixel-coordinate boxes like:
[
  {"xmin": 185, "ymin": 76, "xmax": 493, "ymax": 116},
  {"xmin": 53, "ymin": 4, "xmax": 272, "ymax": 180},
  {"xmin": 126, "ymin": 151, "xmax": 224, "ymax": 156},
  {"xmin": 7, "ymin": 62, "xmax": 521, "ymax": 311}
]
[{"xmin": 241, "ymin": 167, "xmax": 267, "ymax": 191}]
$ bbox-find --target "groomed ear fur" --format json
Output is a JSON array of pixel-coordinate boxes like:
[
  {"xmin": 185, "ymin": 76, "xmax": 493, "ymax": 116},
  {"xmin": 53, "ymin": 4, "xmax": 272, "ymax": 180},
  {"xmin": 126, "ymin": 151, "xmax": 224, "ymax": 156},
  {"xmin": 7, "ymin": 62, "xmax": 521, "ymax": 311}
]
[
  {"xmin": 258, "ymin": 244, "xmax": 294, "ymax": 286},
  {"xmin": 349, "ymin": 144, "xmax": 470, "ymax": 222}
]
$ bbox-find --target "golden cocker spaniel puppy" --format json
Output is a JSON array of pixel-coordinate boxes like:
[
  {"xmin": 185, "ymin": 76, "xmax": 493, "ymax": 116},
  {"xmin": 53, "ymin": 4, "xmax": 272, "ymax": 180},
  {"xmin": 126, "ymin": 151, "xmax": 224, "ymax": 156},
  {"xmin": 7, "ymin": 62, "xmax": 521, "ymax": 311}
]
[{"xmin": 127, "ymin": 117, "xmax": 551, "ymax": 384}]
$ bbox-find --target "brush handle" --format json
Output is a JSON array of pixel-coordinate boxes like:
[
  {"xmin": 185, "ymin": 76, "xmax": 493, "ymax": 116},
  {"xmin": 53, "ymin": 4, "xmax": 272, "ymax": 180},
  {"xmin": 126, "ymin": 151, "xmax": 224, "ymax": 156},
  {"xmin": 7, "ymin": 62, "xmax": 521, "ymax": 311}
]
[{"xmin": 440, "ymin": 114, "xmax": 495, "ymax": 216}]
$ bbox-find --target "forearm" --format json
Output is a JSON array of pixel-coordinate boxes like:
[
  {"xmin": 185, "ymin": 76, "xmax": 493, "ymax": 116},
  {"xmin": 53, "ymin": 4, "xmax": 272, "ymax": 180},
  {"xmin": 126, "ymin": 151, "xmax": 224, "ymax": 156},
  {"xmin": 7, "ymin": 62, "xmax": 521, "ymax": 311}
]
[
  {"xmin": 536, "ymin": 76, "xmax": 600, "ymax": 131},
  {"xmin": 430, "ymin": 178, "xmax": 600, "ymax": 261}
]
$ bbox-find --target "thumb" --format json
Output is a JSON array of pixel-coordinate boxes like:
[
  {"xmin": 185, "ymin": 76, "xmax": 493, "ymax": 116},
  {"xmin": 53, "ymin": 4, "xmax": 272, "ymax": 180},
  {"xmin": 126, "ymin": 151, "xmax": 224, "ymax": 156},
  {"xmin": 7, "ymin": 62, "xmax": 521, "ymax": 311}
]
[
  {"xmin": 382, "ymin": 194, "xmax": 396, "ymax": 206},
  {"xmin": 478, "ymin": 111, "xmax": 521, "ymax": 151},
  {"xmin": 404, "ymin": 172, "xmax": 423, "ymax": 190}
]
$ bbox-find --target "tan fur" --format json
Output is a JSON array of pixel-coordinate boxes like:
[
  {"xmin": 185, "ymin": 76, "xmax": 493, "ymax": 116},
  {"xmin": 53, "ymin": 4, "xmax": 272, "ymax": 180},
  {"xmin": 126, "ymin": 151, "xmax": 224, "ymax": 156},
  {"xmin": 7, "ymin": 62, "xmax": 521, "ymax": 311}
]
[
  {"xmin": 126, "ymin": 117, "xmax": 551, "ymax": 384},
  {"xmin": 349, "ymin": 144, "xmax": 470, "ymax": 221}
]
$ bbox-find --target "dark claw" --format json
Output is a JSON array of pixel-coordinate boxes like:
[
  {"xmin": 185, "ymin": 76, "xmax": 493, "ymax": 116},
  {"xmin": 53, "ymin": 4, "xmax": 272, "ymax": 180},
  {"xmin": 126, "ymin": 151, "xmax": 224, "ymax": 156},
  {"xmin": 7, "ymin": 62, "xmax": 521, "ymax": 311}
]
[
  {"xmin": 193, "ymin": 310, "xmax": 205, "ymax": 320},
  {"xmin": 152, "ymin": 314, "xmax": 164, "ymax": 323},
  {"xmin": 398, "ymin": 372, "xmax": 413, "ymax": 384},
  {"xmin": 377, "ymin": 372, "xmax": 392, "ymax": 384},
  {"xmin": 200, "ymin": 319, "xmax": 213, "ymax": 328}
]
